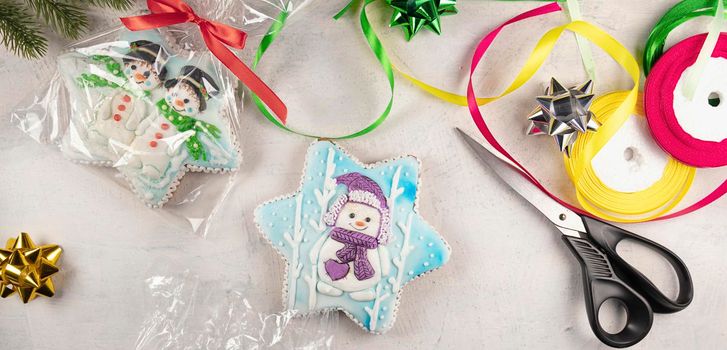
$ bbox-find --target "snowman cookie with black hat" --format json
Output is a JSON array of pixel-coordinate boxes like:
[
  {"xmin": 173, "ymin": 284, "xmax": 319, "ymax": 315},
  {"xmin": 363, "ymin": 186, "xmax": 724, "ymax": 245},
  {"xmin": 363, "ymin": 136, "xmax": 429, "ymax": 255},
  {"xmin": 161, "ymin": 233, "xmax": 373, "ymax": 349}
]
[
  {"xmin": 122, "ymin": 40, "xmax": 168, "ymax": 91},
  {"xmin": 123, "ymin": 65, "xmax": 222, "ymax": 180},
  {"xmin": 86, "ymin": 40, "xmax": 169, "ymax": 159}
]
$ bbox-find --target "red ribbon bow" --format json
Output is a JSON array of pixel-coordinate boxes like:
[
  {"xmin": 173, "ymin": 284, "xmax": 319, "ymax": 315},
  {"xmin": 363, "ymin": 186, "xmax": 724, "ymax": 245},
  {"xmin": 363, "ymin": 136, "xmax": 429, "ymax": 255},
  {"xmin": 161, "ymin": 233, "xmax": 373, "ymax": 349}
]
[{"xmin": 121, "ymin": 0, "xmax": 287, "ymax": 124}]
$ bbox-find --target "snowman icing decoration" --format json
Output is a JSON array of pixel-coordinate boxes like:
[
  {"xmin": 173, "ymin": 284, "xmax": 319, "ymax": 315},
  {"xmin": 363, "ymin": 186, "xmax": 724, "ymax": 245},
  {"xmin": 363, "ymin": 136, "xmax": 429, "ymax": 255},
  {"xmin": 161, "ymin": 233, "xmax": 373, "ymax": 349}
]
[
  {"xmin": 163, "ymin": 66, "xmax": 208, "ymax": 115},
  {"xmin": 88, "ymin": 40, "xmax": 168, "ymax": 158},
  {"xmin": 58, "ymin": 29, "xmax": 240, "ymax": 207},
  {"xmin": 255, "ymin": 141, "xmax": 451, "ymax": 333},
  {"xmin": 317, "ymin": 173, "xmax": 392, "ymax": 301},
  {"xmin": 123, "ymin": 40, "xmax": 167, "ymax": 90},
  {"xmin": 124, "ymin": 65, "xmax": 221, "ymax": 179},
  {"xmin": 123, "ymin": 113, "xmax": 186, "ymax": 179}
]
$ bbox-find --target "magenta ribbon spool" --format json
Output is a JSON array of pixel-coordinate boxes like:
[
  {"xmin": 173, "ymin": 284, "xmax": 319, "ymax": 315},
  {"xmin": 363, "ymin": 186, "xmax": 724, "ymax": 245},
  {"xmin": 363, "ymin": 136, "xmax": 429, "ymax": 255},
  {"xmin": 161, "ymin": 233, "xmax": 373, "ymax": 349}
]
[{"xmin": 644, "ymin": 33, "xmax": 727, "ymax": 168}]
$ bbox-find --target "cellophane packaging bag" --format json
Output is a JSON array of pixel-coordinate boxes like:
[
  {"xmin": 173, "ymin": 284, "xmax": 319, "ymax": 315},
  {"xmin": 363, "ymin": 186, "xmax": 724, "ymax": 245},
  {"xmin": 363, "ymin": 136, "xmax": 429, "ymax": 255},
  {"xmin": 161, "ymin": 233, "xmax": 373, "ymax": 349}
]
[
  {"xmin": 136, "ymin": 266, "xmax": 338, "ymax": 350},
  {"xmin": 10, "ymin": 0, "xmax": 295, "ymax": 236}
]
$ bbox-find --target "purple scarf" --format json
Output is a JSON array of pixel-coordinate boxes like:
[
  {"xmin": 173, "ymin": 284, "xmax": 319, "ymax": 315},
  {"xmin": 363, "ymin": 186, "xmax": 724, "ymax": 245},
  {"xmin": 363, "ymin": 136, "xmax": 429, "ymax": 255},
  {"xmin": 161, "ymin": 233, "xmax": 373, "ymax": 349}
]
[{"xmin": 324, "ymin": 227, "xmax": 379, "ymax": 281}]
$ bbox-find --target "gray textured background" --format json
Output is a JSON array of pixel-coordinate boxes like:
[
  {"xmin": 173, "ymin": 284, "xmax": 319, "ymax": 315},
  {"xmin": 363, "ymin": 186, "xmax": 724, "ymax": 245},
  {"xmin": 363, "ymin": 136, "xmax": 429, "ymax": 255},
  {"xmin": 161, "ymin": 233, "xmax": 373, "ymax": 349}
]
[{"xmin": 1, "ymin": 0, "xmax": 726, "ymax": 349}]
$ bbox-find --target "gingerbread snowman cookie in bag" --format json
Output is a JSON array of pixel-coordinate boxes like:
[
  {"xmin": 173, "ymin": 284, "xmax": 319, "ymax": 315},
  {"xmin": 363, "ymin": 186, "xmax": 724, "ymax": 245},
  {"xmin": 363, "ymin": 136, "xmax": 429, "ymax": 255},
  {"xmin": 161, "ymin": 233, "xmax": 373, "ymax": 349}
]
[{"xmin": 57, "ymin": 29, "xmax": 240, "ymax": 207}]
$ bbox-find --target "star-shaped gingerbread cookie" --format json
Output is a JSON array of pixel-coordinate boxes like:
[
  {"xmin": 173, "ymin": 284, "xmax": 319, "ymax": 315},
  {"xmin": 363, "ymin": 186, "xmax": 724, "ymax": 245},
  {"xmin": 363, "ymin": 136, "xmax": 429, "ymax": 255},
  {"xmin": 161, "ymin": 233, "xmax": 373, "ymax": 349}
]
[{"xmin": 255, "ymin": 141, "xmax": 450, "ymax": 333}]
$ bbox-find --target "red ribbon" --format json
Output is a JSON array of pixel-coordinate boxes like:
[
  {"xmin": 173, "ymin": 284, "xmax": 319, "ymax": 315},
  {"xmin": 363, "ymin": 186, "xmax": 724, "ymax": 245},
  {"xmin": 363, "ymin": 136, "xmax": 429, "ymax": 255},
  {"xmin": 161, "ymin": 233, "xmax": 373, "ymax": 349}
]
[{"xmin": 121, "ymin": 0, "xmax": 287, "ymax": 124}]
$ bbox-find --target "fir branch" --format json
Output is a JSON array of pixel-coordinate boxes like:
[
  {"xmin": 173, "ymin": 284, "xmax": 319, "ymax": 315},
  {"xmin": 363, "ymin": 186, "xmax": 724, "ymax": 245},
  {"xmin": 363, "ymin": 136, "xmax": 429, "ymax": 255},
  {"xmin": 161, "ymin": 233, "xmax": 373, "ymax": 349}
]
[
  {"xmin": 0, "ymin": 1, "xmax": 47, "ymax": 59},
  {"xmin": 76, "ymin": 0, "xmax": 133, "ymax": 11},
  {"xmin": 24, "ymin": 0, "xmax": 88, "ymax": 39}
]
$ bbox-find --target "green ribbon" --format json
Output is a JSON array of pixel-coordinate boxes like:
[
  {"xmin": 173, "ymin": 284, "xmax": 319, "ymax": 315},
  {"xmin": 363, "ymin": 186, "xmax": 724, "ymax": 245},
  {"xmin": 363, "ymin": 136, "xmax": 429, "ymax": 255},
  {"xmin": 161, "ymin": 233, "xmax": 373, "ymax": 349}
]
[
  {"xmin": 644, "ymin": 0, "xmax": 727, "ymax": 75},
  {"xmin": 251, "ymin": 0, "xmax": 394, "ymax": 139},
  {"xmin": 251, "ymin": 0, "xmax": 585, "ymax": 139},
  {"xmin": 156, "ymin": 99, "xmax": 222, "ymax": 161}
]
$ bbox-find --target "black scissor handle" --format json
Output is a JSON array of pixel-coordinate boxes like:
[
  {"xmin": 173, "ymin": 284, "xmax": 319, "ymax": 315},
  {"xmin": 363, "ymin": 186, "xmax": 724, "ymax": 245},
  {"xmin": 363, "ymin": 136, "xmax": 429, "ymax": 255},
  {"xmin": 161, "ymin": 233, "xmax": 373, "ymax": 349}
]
[
  {"xmin": 581, "ymin": 216, "xmax": 694, "ymax": 313},
  {"xmin": 562, "ymin": 235, "xmax": 653, "ymax": 348}
]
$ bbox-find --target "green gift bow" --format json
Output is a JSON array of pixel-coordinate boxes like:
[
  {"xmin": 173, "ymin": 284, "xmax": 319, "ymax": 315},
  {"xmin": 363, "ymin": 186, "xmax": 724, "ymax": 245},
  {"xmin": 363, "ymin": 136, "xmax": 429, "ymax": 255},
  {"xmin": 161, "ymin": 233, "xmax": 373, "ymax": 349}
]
[{"xmin": 388, "ymin": 0, "xmax": 458, "ymax": 41}]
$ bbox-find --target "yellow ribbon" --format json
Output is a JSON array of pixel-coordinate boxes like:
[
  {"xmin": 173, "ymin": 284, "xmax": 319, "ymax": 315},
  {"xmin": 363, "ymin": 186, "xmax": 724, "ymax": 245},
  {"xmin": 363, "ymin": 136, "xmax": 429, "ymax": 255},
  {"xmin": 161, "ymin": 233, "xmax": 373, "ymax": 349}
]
[
  {"xmin": 394, "ymin": 66, "xmax": 482, "ymax": 106},
  {"xmin": 565, "ymin": 92, "xmax": 696, "ymax": 223},
  {"xmin": 397, "ymin": 20, "xmax": 640, "ymax": 112},
  {"xmin": 400, "ymin": 19, "xmax": 697, "ymax": 222}
]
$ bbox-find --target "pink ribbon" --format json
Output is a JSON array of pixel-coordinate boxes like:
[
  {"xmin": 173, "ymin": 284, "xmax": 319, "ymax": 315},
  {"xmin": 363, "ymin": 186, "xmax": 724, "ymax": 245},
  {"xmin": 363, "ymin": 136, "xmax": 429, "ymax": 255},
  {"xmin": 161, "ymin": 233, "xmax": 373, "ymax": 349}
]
[
  {"xmin": 466, "ymin": 2, "xmax": 726, "ymax": 222},
  {"xmin": 643, "ymin": 32, "xmax": 727, "ymax": 220},
  {"xmin": 465, "ymin": 2, "xmax": 592, "ymax": 216}
]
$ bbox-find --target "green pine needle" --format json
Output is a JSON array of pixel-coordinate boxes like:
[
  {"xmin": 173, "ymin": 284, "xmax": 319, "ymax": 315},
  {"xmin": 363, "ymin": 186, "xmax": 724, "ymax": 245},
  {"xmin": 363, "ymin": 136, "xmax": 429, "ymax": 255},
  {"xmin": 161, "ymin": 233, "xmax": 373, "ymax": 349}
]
[
  {"xmin": 77, "ymin": 0, "xmax": 133, "ymax": 10},
  {"xmin": 0, "ymin": 1, "xmax": 47, "ymax": 59},
  {"xmin": 24, "ymin": 0, "xmax": 89, "ymax": 39},
  {"xmin": 0, "ymin": 0, "xmax": 133, "ymax": 59}
]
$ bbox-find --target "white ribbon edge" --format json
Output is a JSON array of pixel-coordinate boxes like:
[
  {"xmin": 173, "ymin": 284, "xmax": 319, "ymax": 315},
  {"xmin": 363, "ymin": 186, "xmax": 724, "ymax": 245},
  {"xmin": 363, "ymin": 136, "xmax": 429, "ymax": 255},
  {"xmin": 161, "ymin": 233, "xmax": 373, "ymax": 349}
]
[
  {"xmin": 565, "ymin": 0, "xmax": 596, "ymax": 82},
  {"xmin": 683, "ymin": 0, "xmax": 725, "ymax": 100}
]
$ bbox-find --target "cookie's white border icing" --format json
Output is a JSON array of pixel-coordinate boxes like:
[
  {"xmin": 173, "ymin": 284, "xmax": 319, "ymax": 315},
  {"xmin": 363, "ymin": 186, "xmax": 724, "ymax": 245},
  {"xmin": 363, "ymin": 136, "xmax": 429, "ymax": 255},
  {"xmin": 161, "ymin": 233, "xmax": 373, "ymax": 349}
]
[{"xmin": 253, "ymin": 140, "xmax": 451, "ymax": 334}]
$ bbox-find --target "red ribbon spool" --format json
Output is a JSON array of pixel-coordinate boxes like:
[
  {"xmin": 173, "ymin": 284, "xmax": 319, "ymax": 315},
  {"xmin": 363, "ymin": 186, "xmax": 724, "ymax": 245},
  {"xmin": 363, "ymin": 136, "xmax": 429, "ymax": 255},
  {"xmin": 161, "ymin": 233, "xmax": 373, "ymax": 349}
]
[{"xmin": 644, "ymin": 33, "xmax": 727, "ymax": 168}]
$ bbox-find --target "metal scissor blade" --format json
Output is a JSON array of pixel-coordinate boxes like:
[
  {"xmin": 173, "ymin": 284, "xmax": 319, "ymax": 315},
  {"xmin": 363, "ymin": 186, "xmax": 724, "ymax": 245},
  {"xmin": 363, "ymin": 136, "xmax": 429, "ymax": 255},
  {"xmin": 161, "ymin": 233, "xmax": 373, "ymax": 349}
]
[{"xmin": 456, "ymin": 128, "xmax": 586, "ymax": 233}]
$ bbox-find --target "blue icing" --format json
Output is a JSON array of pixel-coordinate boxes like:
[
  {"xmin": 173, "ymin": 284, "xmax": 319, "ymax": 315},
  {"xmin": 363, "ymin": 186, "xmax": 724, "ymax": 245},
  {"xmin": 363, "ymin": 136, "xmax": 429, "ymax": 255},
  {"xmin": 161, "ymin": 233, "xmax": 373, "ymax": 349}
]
[
  {"xmin": 400, "ymin": 178, "xmax": 417, "ymax": 202},
  {"xmin": 58, "ymin": 28, "xmax": 239, "ymax": 207},
  {"xmin": 118, "ymin": 28, "xmax": 165, "ymax": 44},
  {"xmin": 255, "ymin": 141, "xmax": 450, "ymax": 333}
]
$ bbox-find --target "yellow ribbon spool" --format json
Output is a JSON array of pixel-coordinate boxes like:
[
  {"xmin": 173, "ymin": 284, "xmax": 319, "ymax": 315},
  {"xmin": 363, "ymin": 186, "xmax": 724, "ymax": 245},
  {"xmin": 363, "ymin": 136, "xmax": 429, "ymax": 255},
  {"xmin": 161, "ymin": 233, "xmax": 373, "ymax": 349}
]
[{"xmin": 564, "ymin": 91, "xmax": 696, "ymax": 223}]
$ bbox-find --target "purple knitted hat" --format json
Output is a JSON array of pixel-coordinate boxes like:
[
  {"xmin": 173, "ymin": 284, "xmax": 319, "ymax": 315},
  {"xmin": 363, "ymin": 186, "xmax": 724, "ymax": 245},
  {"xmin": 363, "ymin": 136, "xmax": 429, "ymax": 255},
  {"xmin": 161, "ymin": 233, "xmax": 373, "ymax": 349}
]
[{"xmin": 324, "ymin": 173, "xmax": 392, "ymax": 245}]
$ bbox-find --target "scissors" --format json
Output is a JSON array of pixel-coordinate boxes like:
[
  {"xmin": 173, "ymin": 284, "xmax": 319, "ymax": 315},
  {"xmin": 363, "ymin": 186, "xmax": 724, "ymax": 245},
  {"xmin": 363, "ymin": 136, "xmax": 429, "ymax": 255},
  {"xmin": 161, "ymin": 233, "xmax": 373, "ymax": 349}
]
[{"xmin": 456, "ymin": 128, "xmax": 693, "ymax": 348}]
